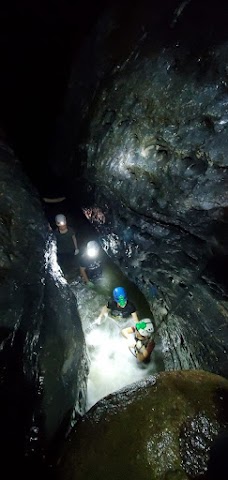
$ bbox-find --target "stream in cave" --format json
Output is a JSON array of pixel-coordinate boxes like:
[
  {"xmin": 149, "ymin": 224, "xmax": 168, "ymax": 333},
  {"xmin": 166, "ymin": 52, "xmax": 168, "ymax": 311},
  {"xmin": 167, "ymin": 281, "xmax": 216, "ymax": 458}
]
[{"xmin": 48, "ymin": 203, "xmax": 165, "ymax": 411}]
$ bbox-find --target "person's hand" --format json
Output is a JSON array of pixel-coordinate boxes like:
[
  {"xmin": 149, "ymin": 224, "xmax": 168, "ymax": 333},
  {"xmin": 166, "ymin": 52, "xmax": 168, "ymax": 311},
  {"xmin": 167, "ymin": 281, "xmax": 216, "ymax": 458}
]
[
  {"xmin": 127, "ymin": 338, "xmax": 136, "ymax": 349},
  {"xmin": 86, "ymin": 281, "xmax": 94, "ymax": 288},
  {"xmin": 94, "ymin": 317, "xmax": 101, "ymax": 326},
  {"xmin": 74, "ymin": 248, "xmax": 79, "ymax": 255}
]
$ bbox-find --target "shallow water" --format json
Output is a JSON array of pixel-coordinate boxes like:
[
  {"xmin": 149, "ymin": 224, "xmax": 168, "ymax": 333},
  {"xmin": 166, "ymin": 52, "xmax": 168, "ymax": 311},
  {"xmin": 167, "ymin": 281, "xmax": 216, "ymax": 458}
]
[
  {"xmin": 85, "ymin": 317, "xmax": 159, "ymax": 410},
  {"xmin": 71, "ymin": 263, "xmax": 164, "ymax": 412},
  {"xmin": 63, "ymin": 209, "xmax": 164, "ymax": 411}
]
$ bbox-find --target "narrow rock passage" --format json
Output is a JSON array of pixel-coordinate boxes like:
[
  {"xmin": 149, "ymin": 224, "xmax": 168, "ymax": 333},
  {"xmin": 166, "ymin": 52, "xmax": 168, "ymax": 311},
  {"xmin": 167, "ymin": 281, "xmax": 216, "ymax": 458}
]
[
  {"xmin": 70, "ymin": 261, "xmax": 164, "ymax": 411},
  {"xmin": 47, "ymin": 207, "xmax": 164, "ymax": 411}
]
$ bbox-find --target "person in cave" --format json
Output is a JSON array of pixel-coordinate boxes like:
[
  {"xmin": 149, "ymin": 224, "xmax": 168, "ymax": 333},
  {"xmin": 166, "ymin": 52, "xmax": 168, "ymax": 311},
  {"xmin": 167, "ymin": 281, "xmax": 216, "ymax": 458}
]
[
  {"xmin": 95, "ymin": 286, "xmax": 139, "ymax": 324},
  {"xmin": 79, "ymin": 240, "xmax": 103, "ymax": 287},
  {"xmin": 121, "ymin": 318, "xmax": 155, "ymax": 363},
  {"xmin": 54, "ymin": 214, "xmax": 79, "ymax": 277}
]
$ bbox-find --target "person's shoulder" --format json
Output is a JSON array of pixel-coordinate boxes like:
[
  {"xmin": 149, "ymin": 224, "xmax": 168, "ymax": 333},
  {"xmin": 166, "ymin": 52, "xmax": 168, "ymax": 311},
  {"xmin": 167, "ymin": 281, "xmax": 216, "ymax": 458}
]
[
  {"xmin": 107, "ymin": 299, "xmax": 114, "ymax": 308},
  {"xmin": 128, "ymin": 301, "xmax": 136, "ymax": 311}
]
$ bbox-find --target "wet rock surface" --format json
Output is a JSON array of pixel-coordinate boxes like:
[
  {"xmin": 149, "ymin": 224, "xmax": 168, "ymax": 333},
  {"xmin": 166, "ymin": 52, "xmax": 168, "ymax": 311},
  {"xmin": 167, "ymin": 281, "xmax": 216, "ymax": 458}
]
[
  {"xmin": 54, "ymin": 0, "xmax": 228, "ymax": 376},
  {"xmin": 56, "ymin": 370, "xmax": 228, "ymax": 480},
  {"xmin": 0, "ymin": 0, "xmax": 228, "ymax": 477},
  {"xmin": 0, "ymin": 142, "xmax": 88, "ymax": 468}
]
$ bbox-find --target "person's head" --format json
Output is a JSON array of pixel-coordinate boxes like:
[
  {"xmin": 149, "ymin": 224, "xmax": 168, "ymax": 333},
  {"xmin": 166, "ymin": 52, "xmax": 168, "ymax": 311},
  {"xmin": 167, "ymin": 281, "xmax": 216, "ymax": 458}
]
[
  {"xmin": 55, "ymin": 214, "xmax": 67, "ymax": 227},
  {"xmin": 135, "ymin": 319, "xmax": 154, "ymax": 338},
  {"xmin": 113, "ymin": 287, "xmax": 127, "ymax": 307},
  {"xmin": 87, "ymin": 241, "xmax": 100, "ymax": 258}
]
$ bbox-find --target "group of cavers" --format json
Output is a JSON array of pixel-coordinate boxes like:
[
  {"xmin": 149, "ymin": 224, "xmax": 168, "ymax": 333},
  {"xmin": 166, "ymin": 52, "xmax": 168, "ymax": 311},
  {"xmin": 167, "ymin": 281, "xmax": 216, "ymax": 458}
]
[{"xmin": 52, "ymin": 214, "xmax": 156, "ymax": 364}]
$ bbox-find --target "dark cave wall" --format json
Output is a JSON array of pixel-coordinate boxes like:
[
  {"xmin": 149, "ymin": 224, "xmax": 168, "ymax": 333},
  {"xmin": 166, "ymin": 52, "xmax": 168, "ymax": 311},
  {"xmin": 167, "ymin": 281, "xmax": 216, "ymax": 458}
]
[
  {"xmin": 55, "ymin": 0, "xmax": 228, "ymax": 376},
  {"xmin": 0, "ymin": 140, "xmax": 88, "ymax": 462}
]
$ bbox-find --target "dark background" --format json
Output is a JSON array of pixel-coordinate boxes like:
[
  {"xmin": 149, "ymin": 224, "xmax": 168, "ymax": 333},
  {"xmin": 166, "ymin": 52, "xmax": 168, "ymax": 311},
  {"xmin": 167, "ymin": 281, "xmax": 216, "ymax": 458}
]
[
  {"xmin": 0, "ymin": 0, "xmax": 110, "ymax": 194},
  {"xmin": 1, "ymin": 0, "xmax": 228, "ymax": 198}
]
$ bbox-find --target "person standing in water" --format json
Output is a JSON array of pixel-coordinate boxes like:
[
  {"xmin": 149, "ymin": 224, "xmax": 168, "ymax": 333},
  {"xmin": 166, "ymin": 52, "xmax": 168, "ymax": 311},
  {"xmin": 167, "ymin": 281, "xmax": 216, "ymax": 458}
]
[
  {"xmin": 79, "ymin": 241, "xmax": 102, "ymax": 287},
  {"xmin": 96, "ymin": 286, "xmax": 139, "ymax": 324},
  {"xmin": 121, "ymin": 318, "xmax": 155, "ymax": 363},
  {"xmin": 54, "ymin": 214, "xmax": 79, "ymax": 277}
]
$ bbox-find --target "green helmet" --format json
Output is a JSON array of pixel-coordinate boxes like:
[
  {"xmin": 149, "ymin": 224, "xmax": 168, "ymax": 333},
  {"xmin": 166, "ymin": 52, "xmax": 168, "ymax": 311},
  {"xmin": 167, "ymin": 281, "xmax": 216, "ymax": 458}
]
[{"xmin": 136, "ymin": 319, "xmax": 154, "ymax": 337}]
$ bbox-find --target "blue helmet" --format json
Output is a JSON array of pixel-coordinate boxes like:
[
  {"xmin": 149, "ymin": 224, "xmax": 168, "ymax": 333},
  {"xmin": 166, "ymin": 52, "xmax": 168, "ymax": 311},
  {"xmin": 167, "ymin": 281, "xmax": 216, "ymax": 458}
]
[{"xmin": 113, "ymin": 287, "xmax": 127, "ymax": 306}]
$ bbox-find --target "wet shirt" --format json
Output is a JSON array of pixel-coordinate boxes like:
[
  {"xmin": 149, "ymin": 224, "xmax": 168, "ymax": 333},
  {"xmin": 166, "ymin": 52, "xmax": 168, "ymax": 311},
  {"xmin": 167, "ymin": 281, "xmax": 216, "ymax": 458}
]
[
  {"xmin": 107, "ymin": 300, "xmax": 136, "ymax": 319},
  {"xmin": 54, "ymin": 227, "xmax": 75, "ymax": 255},
  {"xmin": 79, "ymin": 253, "xmax": 102, "ymax": 280}
]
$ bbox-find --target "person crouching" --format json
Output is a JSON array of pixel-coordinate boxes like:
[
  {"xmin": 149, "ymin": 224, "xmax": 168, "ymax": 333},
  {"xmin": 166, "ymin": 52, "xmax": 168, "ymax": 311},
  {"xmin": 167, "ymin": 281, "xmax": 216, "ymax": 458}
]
[{"xmin": 121, "ymin": 319, "xmax": 155, "ymax": 363}]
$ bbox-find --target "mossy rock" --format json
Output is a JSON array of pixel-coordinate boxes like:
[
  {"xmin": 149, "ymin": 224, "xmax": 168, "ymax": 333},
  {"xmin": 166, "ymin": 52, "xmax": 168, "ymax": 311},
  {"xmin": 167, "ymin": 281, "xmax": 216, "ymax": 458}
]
[{"xmin": 56, "ymin": 370, "xmax": 228, "ymax": 480}]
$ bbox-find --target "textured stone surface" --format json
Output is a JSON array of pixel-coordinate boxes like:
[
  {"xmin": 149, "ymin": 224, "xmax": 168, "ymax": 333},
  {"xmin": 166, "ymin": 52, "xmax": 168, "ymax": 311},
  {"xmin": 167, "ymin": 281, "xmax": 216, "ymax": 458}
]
[
  {"xmin": 1, "ymin": 0, "xmax": 228, "ymax": 475},
  {"xmin": 0, "ymin": 141, "xmax": 88, "ymax": 466},
  {"xmin": 55, "ymin": 0, "xmax": 228, "ymax": 377},
  {"xmin": 56, "ymin": 370, "xmax": 228, "ymax": 480}
]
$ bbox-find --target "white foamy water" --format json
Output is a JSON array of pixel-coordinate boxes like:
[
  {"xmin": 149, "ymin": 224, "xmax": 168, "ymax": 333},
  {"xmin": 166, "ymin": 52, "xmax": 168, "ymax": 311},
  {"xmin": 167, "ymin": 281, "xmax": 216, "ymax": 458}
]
[
  {"xmin": 85, "ymin": 317, "xmax": 157, "ymax": 411},
  {"xmin": 71, "ymin": 280, "xmax": 159, "ymax": 413}
]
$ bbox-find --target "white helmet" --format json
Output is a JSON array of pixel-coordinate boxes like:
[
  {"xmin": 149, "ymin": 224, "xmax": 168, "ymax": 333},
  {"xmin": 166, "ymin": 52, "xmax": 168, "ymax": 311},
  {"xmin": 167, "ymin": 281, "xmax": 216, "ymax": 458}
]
[
  {"xmin": 87, "ymin": 240, "xmax": 99, "ymax": 258},
  {"xmin": 55, "ymin": 214, "xmax": 66, "ymax": 226},
  {"xmin": 136, "ymin": 318, "xmax": 154, "ymax": 337}
]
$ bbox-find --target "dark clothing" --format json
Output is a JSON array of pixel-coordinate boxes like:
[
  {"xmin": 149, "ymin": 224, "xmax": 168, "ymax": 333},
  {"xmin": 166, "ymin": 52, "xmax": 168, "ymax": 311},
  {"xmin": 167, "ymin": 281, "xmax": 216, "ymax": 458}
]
[
  {"xmin": 54, "ymin": 227, "xmax": 75, "ymax": 255},
  {"xmin": 56, "ymin": 253, "xmax": 78, "ymax": 277},
  {"xmin": 54, "ymin": 227, "xmax": 78, "ymax": 278},
  {"xmin": 79, "ymin": 252, "xmax": 102, "ymax": 280},
  {"xmin": 107, "ymin": 300, "xmax": 136, "ymax": 319}
]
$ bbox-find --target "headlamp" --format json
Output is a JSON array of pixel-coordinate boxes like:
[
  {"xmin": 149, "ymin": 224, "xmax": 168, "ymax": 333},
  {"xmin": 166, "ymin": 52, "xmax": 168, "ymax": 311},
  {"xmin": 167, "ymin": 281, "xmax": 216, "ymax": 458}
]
[{"xmin": 87, "ymin": 247, "xmax": 98, "ymax": 258}]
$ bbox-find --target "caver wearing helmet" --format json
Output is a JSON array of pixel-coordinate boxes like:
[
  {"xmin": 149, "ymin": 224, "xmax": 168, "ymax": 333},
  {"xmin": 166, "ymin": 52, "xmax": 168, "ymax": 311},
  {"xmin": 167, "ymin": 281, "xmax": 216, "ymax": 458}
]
[
  {"xmin": 135, "ymin": 318, "xmax": 154, "ymax": 337},
  {"xmin": 86, "ymin": 241, "xmax": 100, "ymax": 258},
  {"xmin": 79, "ymin": 240, "xmax": 102, "ymax": 284},
  {"xmin": 113, "ymin": 287, "xmax": 127, "ymax": 307},
  {"xmin": 54, "ymin": 214, "xmax": 79, "ymax": 277},
  {"xmin": 95, "ymin": 286, "xmax": 139, "ymax": 325},
  {"xmin": 121, "ymin": 317, "xmax": 155, "ymax": 363},
  {"xmin": 55, "ymin": 214, "xmax": 67, "ymax": 226}
]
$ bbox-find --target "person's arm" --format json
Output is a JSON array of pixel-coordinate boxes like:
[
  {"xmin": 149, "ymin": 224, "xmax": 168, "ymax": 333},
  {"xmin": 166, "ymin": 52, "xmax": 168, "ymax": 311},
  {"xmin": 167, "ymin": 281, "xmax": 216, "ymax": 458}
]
[
  {"xmin": 121, "ymin": 326, "xmax": 134, "ymax": 339},
  {"xmin": 72, "ymin": 233, "xmax": 79, "ymax": 253},
  {"xmin": 136, "ymin": 340, "xmax": 155, "ymax": 362},
  {"xmin": 135, "ymin": 346, "xmax": 148, "ymax": 362},
  {"xmin": 131, "ymin": 311, "xmax": 139, "ymax": 323},
  {"xmin": 96, "ymin": 305, "xmax": 109, "ymax": 324},
  {"xmin": 80, "ymin": 266, "xmax": 89, "ymax": 284},
  {"xmin": 121, "ymin": 326, "xmax": 136, "ymax": 348},
  {"xmin": 136, "ymin": 344, "xmax": 151, "ymax": 362}
]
